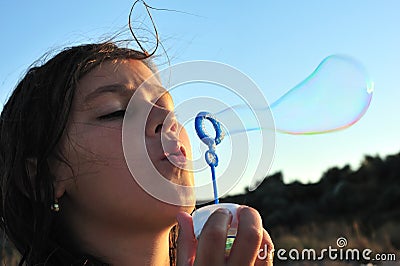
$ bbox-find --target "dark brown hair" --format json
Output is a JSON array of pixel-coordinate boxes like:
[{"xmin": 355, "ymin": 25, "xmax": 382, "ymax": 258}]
[{"xmin": 0, "ymin": 42, "xmax": 177, "ymax": 265}]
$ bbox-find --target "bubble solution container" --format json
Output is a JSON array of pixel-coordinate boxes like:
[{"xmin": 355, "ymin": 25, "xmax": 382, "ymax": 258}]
[{"xmin": 192, "ymin": 203, "xmax": 240, "ymax": 255}]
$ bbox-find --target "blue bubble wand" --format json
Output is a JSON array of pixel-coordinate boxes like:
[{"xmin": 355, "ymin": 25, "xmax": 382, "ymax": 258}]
[{"xmin": 195, "ymin": 112, "xmax": 225, "ymax": 204}]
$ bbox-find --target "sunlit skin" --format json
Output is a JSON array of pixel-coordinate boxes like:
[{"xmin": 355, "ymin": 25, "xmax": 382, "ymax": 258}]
[
  {"xmin": 51, "ymin": 59, "xmax": 274, "ymax": 265},
  {"xmin": 52, "ymin": 59, "xmax": 193, "ymax": 265}
]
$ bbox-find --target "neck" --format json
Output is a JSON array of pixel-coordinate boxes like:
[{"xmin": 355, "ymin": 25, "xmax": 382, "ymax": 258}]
[
  {"xmin": 104, "ymin": 228, "xmax": 172, "ymax": 266},
  {"xmin": 76, "ymin": 222, "xmax": 173, "ymax": 266}
]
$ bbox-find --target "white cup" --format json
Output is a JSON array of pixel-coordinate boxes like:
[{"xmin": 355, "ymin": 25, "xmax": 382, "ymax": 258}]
[
  {"xmin": 192, "ymin": 203, "xmax": 240, "ymax": 254},
  {"xmin": 192, "ymin": 203, "xmax": 273, "ymax": 263}
]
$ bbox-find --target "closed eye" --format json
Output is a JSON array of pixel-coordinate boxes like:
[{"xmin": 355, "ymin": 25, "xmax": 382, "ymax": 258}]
[{"xmin": 98, "ymin": 110, "xmax": 126, "ymax": 120}]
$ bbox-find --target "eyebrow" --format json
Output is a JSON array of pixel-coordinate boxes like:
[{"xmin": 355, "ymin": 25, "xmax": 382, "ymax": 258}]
[{"xmin": 84, "ymin": 84, "xmax": 130, "ymax": 103}]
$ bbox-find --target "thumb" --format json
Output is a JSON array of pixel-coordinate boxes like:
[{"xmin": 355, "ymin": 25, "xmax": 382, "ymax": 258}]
[{"xmin": 176, "ymin": 211, "xmax": 197, "ymax": 266}]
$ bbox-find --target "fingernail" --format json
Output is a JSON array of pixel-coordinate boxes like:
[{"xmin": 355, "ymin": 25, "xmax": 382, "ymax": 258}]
[{"xmin": 216, "ymin": 208, "xmax": 232, "ymax": 218}]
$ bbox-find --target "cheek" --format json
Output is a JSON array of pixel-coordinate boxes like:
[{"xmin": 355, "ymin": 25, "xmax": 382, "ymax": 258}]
[
  {"xmin": 57, "ymin": 126, "xmax": 150, "ymax": 217},
  {"xmin": 73, "ymin": 126, "xmax": 125, "ymax": 164},
  {"xmin": 54, "ymin": 125, "xmax": 130, "ymax": 183}
]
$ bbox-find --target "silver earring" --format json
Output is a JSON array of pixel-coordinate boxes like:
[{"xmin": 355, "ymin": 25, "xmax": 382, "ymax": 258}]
[{"xmin": 51, "ymin": 198, "xmax": 60, "ymax": 212}]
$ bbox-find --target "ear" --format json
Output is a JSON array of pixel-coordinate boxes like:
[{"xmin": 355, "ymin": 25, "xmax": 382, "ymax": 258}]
[
  {"xmin": 48, "ymin": 158, "xmax": 69, "ymax": 200},
  {"xmin": 53, "ymin": 179, "xmax": 67, "ymax": 200},
  {"xmin": 26, "ymin": 158, "xmax": 67, "ymax": 200}
]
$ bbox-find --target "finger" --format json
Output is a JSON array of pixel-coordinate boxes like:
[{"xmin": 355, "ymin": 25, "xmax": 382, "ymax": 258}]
[
  {"xmin": 228, "ymin": 206, "xmax": 263, "ymax": 266},
  {"xmin": 176, "ymin": 212, "xmax": 197, "ymax": 266},
  {"xmin": 194, "ymin": 208, "xmax": 232, "ymax": 266},
  {"xmin": 255, "ymin": 229, "xmax": 275, "ymax": 266}
]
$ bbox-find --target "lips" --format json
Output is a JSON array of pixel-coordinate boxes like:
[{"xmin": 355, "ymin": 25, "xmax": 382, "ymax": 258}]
[{"xmin": 162, "ymin": 145, "xmax": 187, "ymax": 166}]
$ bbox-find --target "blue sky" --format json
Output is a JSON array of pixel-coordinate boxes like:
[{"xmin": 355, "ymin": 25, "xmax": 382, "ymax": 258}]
[{"xmin": 1, "ymin": 1, "xmax": 399, "ymax": 196}]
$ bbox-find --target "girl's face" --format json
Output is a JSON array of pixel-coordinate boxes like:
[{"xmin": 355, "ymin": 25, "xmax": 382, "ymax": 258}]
[{"xmin": 54, "ymin": 59, "xmax": 194, "ymax": 231}]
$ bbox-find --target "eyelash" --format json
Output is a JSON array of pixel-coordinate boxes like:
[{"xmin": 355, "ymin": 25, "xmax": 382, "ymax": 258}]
[{"xmin": 98, "ymin": 110, "xmax": 126, "ymax": 120}]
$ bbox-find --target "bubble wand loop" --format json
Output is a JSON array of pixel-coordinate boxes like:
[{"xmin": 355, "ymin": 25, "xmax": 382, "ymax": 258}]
[{"xmin": 195, "ymin": 112, "xmax": 225, "ymax": 204}]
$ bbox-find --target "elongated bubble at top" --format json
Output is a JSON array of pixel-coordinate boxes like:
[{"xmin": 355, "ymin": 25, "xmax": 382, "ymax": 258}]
[
  {"xmin": 271, "ymin": 55, "xmax": 373, "ymax": 134},
  {"xmin": 214, "ymin": 55, "xmax": 374, "ymax": 136}
]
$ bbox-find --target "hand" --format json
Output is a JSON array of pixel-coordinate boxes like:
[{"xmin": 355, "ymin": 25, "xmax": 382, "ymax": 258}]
[{"xmin": 176, "ymin": 206, "xmax": 274, "ymax": 266}]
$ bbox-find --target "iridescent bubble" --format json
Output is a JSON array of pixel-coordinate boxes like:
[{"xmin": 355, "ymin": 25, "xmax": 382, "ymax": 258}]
[
  {"xmin": 272, "ymin": 54, "xmax": 373, "ymax": 134},
  {"xmin": 212, "ymin": 54, "xmax": 374, "ymax": 136}
]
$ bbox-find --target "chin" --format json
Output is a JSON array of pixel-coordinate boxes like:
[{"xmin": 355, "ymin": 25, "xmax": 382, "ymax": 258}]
[{"xmin": 152, "ymin": 201, "xmax": 195, "ymax": 228}]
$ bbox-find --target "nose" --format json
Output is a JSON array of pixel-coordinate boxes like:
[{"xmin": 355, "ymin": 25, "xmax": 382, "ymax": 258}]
[{"xmin": 145, "ymin": 105, "xmax": 178, "ymax": 137}]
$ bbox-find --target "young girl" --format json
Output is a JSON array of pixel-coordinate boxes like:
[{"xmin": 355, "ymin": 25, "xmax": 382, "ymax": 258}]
[{"xmin": 0, "ymin": 42, "xmax": 273, "ymax": 265}]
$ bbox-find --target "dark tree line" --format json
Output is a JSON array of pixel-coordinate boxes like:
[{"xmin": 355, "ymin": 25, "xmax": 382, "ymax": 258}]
[{"xmin": 220, "ymin": 151, "xmax": 400, "ymax": 249}]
